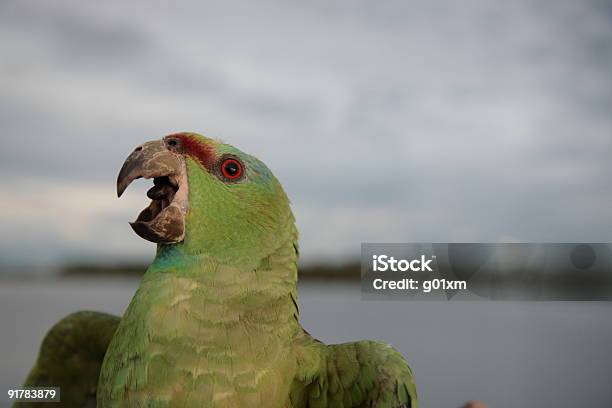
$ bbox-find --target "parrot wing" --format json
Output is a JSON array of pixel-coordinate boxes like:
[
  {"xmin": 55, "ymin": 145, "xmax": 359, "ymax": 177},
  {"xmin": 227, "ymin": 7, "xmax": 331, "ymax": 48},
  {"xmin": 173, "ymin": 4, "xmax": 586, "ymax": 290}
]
[
  {"xmin": 14, "ymin": 311, "xmax": 120, "ymax": 408},
  {"xmin": 292, "ymin": 336, "xmax": 418, "ymax": 408}
]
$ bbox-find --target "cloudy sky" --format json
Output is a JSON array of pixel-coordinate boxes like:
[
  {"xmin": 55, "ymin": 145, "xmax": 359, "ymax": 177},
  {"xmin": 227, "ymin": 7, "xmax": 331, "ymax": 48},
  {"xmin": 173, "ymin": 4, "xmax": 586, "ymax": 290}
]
[{"xmin": 1, "ymin": 0, "xmax": 611, "ymax": 267}]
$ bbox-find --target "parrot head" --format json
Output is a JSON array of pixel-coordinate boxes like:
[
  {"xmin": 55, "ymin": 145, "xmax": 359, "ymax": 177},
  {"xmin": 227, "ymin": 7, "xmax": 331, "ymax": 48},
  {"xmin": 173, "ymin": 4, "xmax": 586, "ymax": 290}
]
[{"xmin": 117, "ymin": 132, "xmax": 295, "ymax": 266}]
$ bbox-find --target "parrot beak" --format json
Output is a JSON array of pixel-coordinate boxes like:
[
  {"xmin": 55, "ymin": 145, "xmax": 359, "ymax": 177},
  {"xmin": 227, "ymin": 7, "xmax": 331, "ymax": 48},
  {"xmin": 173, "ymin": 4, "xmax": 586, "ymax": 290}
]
[{"xmin": 117, "ymin": 140, "xmax": 188, "ymax": 244}]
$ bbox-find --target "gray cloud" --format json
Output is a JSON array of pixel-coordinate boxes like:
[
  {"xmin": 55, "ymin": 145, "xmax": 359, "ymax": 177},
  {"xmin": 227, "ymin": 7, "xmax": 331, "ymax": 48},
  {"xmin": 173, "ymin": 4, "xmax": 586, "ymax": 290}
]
[{"xmin": 1, "ymin": 0, "xmax": 611, "ymax": 266}]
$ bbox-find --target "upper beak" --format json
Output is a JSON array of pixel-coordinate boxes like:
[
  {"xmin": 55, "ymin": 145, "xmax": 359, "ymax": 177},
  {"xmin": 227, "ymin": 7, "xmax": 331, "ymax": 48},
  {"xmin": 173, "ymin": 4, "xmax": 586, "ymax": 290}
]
[{"xmin": 117, "ymin": 140, "xmax": 182, "ymax": 197}]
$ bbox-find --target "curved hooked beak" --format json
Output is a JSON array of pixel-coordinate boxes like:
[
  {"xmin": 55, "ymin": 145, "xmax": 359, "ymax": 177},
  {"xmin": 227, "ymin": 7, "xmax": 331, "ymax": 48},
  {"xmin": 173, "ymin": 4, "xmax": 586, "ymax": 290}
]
[{"xmin": 117, "ymin": 140, "xmax": 188, "ymax": 244}]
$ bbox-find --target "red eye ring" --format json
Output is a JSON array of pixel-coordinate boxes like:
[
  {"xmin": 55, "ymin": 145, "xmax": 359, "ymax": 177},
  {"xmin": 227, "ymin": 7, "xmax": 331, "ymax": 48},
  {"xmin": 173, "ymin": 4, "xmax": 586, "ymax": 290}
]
[{"xmin": 220, "ymin": 158, "xmax": 243, "ymax": 180}]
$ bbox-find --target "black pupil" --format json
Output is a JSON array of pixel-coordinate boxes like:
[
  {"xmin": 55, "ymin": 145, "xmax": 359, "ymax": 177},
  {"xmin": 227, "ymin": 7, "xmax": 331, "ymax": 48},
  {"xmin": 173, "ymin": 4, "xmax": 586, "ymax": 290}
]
[
  {"xmin": 168, "ymin": 139, "xmax": 177, "ymax": 146},
  {"xmin": 224, "ymin": 161, "xmax": 239, "ymax": 176}
]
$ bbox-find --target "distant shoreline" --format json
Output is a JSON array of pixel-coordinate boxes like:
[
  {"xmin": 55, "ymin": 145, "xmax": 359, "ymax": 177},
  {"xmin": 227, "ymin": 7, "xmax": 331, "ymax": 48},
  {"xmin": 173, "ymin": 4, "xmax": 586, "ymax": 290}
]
[{"xmin": 57, "ymin": 262, "xmax": 362, "ymax": 281}]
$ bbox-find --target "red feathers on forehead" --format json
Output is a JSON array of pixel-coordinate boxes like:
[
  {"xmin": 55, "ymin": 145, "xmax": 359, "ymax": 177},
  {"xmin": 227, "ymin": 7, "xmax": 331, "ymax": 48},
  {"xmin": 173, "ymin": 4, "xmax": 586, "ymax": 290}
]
[{"xmin": 168, "ymin": 132, "xmax": 217, "ymax": 169}]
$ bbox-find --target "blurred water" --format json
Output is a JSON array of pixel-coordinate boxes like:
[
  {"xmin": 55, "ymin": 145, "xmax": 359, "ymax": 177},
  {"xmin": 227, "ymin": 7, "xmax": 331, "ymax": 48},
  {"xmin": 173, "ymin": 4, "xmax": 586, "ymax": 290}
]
[{"xmin": 1, "ymin": 279, "xmax": 611, "ymax": 408}]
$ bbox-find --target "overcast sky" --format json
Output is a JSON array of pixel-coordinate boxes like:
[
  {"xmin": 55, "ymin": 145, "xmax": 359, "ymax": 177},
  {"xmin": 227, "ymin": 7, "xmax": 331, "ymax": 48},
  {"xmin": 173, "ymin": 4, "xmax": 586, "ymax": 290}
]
[{"xmin": 1, "ymin": 0, "xmax": 611, "ymax": 266}]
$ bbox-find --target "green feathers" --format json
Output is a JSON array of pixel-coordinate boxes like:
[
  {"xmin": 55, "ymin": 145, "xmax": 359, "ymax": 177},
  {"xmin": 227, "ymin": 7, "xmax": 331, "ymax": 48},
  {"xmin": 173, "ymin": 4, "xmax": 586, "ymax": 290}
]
[
  {"xmin": 21, "ymin": 133, "xmax": 418, "ymax": 408},
  {"xmin": 180, "ymin": 149, "xmax": 295, "ymax": 267},
  {"xmin": 15, "ymin": 311, "xmax": 120, "ymax": 408},
  {"xmin": 291, "ymin": 340, "xmax": 418, "ymax": 408}
]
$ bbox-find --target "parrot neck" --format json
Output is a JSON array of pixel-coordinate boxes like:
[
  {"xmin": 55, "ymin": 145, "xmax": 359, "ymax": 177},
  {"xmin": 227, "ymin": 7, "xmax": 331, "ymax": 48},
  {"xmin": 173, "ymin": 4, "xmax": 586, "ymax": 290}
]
[{"xmin": 147, "ymin": 220, "xmax": 300, "ymax": 315}]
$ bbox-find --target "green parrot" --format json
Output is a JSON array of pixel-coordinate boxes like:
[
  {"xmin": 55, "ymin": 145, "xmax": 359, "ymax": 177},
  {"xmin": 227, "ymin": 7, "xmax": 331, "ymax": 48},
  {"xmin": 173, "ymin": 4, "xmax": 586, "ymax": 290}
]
[{"xmin": 17, "ymin": 133, "xmax": 418, "ymax": 408}]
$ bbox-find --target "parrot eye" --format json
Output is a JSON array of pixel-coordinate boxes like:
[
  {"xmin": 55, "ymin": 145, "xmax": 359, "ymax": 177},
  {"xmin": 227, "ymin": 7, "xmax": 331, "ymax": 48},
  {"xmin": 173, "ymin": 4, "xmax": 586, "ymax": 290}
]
[{"xmin": 219, "ymin": 157, "xmax": 244, "ymax": 181}]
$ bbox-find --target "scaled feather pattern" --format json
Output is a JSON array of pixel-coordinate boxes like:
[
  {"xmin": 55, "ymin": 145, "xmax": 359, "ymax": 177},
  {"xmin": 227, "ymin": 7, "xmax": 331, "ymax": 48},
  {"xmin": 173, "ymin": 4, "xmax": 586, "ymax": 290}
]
[{"xmin": 16, "ymin": 133, "xmax": 418, "ymax": 408}]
